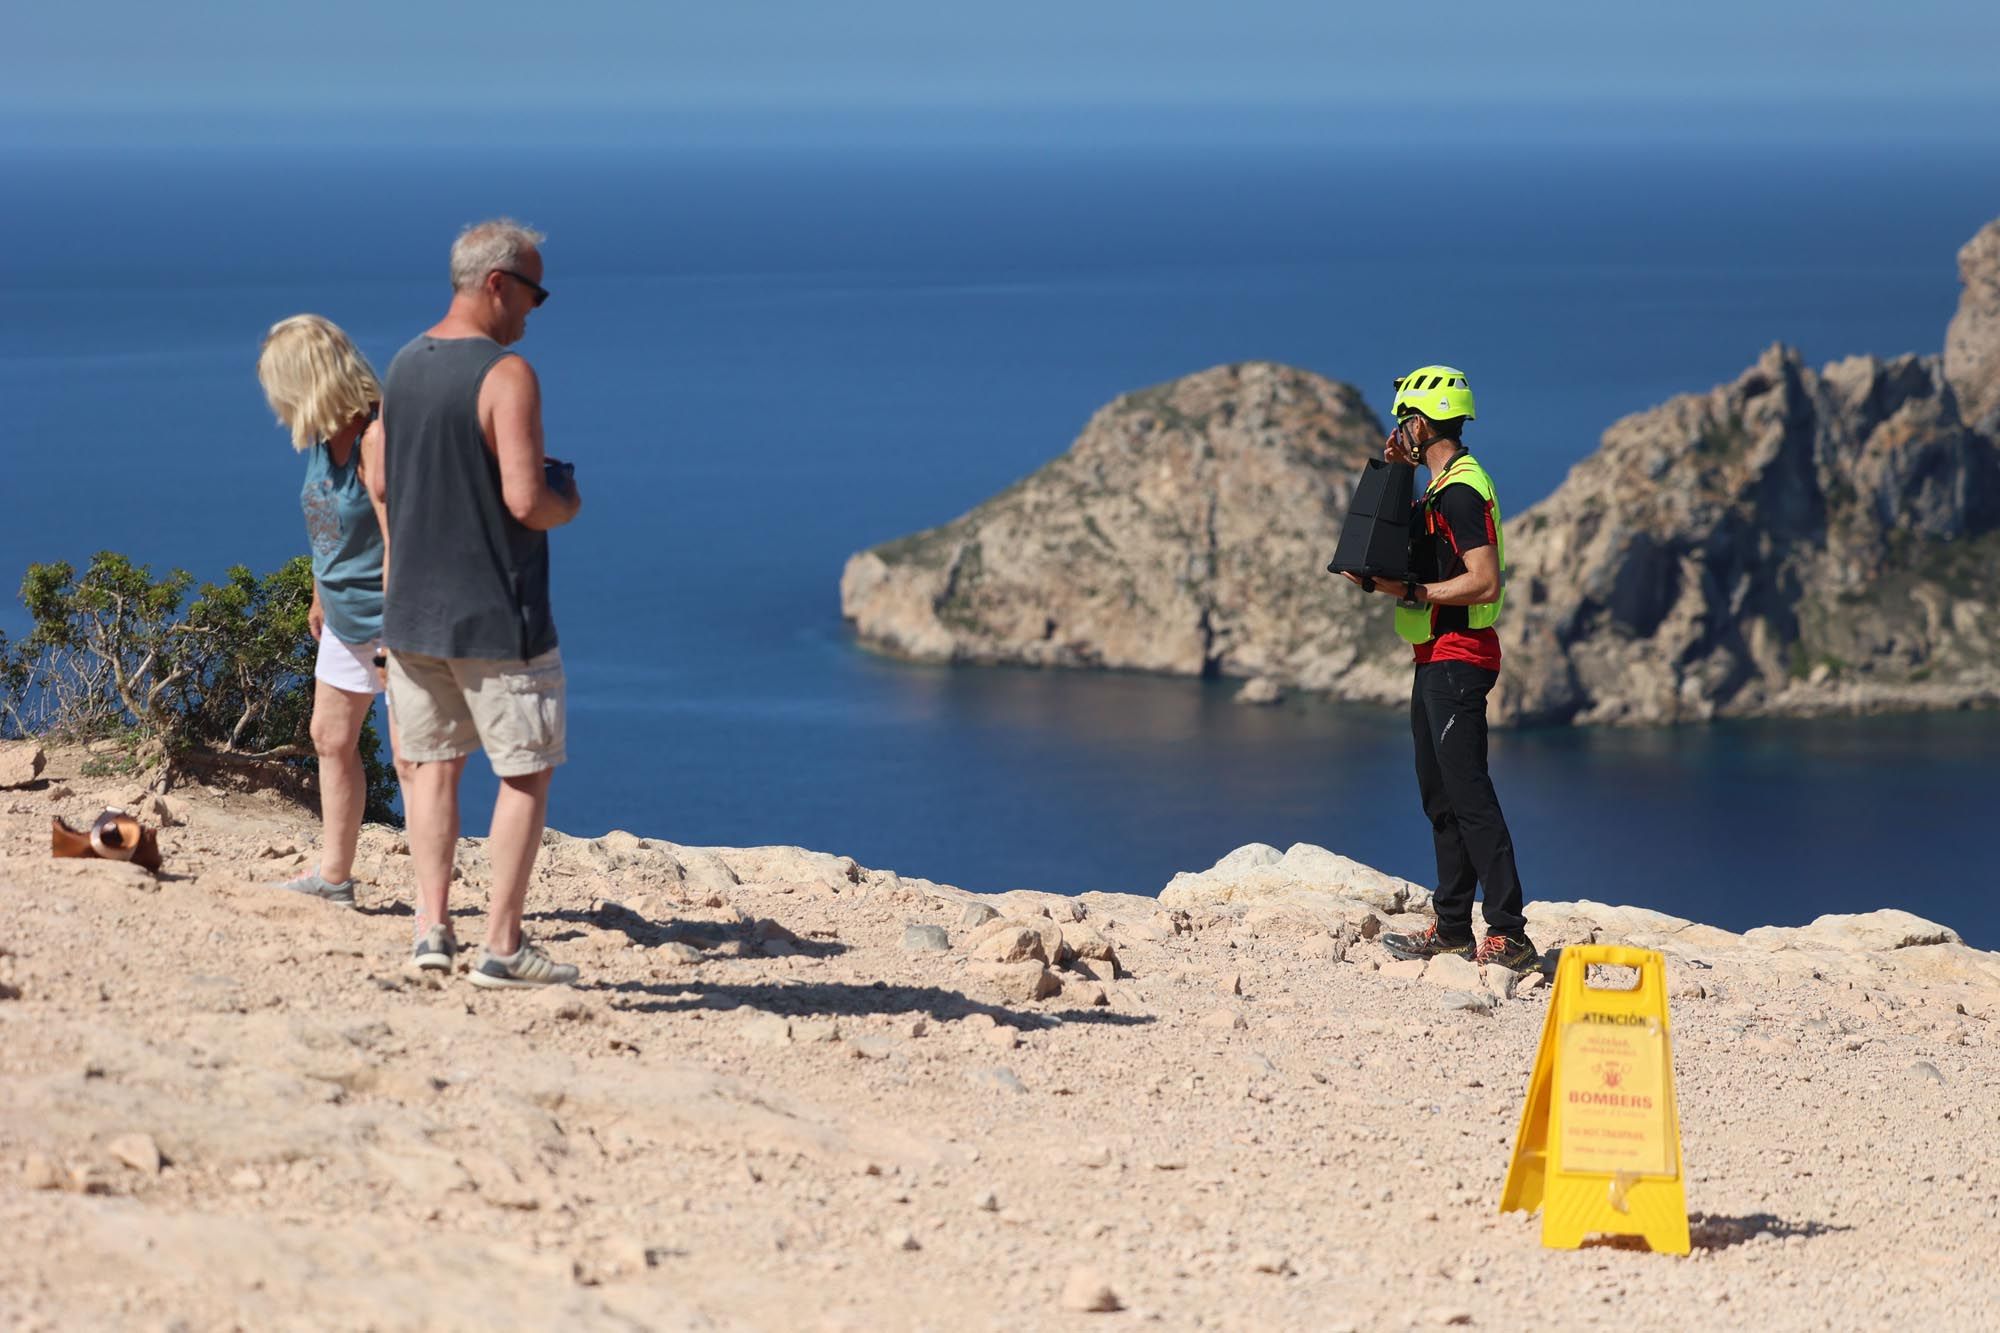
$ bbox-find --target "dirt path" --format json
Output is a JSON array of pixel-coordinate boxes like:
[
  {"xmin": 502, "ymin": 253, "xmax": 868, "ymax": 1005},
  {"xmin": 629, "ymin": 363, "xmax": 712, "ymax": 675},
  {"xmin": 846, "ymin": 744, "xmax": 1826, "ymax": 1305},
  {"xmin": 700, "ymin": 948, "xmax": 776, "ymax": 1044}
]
[{"xmin": 3, "ymin": 743, "xmax": 1996, "ymax": 1331}]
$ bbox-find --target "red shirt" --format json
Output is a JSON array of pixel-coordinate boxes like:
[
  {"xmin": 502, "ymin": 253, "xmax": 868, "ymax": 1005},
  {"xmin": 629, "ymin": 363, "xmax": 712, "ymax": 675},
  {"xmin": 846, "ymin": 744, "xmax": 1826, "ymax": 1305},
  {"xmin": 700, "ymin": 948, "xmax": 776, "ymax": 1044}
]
[{"xmin": 1413, "ymin": 626, "xmax": 1501, "ymax": 671}]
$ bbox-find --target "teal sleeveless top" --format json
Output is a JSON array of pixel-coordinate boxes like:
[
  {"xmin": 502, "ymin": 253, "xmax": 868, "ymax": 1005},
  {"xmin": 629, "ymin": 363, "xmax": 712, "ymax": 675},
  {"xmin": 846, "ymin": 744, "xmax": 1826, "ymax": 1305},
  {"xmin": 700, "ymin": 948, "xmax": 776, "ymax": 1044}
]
[{"xmin": 301, "ymin": 438, "xmax": 385, "ymax": 643}]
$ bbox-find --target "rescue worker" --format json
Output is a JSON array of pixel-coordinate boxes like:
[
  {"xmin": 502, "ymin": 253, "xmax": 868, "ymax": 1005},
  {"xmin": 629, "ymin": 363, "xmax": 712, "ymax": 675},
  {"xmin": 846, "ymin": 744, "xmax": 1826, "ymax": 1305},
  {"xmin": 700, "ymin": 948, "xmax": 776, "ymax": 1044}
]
[{"xmin": 1344, "ymin": 365, "xmax": 1538, "ymax": 970}]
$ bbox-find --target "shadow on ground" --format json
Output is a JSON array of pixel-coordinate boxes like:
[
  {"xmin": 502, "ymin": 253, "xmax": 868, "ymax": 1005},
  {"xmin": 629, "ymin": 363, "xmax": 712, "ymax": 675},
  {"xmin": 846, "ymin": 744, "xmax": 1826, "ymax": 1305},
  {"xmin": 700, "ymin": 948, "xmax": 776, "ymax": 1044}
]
[
  {"xmin": 531, "ymin": 903, "xmax": 850, "ymax": 959},
  {"xmin": 1683, "ymin": 1212, "xmax": 1853, "ymax": 1251},
  {"xmin": 595, "ymin": 977, "xmax": 1155, "ymax": 1029}
]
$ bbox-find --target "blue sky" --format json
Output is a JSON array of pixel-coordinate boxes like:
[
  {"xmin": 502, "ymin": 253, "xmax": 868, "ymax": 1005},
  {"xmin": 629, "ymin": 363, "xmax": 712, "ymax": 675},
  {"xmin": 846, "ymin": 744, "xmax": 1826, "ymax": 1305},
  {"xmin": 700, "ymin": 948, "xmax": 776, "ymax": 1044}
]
[{"xmin": 10, "ymin": 0, "xmax": 2000, "ymax": 113}]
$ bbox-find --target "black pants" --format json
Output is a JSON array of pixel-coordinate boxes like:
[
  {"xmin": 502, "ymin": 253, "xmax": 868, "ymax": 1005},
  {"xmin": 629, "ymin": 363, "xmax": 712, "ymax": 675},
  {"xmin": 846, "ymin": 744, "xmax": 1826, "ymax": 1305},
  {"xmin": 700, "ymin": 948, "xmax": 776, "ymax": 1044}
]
[{"xmin": 1410, "ymin": 661, "xmax": 1527, "ymax": 937}]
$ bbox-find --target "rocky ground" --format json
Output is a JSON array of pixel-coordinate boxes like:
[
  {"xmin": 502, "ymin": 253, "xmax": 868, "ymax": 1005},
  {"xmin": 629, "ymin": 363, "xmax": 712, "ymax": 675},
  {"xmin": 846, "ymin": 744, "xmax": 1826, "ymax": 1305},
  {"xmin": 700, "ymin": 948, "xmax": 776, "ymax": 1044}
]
[{"xmin": 4, "ymin": 741, "xmax": 1999, "ymax": 1332}]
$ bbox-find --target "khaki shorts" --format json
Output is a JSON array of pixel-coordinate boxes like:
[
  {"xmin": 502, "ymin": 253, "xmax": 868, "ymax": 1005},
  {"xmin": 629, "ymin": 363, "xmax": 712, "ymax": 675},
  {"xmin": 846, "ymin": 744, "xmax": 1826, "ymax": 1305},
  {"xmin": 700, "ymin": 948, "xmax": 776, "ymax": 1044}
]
[{"xmin": 387, "ymin": 648, "xmax": 567, "ymax": 777}]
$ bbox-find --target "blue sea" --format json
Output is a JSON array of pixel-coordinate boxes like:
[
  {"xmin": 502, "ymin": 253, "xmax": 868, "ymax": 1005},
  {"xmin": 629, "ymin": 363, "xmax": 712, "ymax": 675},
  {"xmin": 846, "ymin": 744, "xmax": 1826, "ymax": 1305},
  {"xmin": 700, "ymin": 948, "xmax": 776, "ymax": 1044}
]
[{"xmin": 5, "ymin": 122, "xmax": 1999, "ymax": 946}]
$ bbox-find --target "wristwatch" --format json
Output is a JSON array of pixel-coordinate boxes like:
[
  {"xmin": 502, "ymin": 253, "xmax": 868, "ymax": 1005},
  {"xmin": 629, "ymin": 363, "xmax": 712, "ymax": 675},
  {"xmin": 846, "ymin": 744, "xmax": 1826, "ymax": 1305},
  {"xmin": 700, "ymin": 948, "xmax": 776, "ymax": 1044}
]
[{"xmin": 1397, "ymin": 580, "xmax": 1425, "ymax": 609}]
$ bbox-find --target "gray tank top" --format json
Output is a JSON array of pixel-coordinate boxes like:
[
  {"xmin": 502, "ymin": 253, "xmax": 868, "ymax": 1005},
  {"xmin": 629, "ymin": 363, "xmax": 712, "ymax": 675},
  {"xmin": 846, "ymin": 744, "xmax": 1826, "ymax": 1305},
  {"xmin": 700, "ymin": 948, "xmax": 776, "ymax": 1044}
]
[{"xmin": 380, "ymin": 335, "xmax": 557, "ymax": 661}]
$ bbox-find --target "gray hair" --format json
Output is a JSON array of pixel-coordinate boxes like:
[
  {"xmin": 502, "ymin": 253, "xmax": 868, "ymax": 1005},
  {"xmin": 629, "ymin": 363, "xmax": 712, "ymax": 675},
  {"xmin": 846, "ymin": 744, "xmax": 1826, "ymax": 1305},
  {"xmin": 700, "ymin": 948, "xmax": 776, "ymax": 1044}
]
[{"xmin": 449, "ymin": 218, "xmax": 546, "ymax": 292}]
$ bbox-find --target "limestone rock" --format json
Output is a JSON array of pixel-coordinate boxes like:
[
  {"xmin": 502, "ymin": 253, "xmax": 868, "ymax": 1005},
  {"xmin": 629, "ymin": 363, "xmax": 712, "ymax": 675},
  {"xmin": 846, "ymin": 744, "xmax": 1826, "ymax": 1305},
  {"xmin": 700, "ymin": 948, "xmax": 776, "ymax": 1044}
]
[
  {"xmin": 0, "ymin": 743, "xmax": 48, "ymax": 789},
  {"xmin": 1070, "ymin": 952, "xmax": 1119, "ymax": 982},
  {"xmin": 902, "ymin": 923, "xmax": 950, "ymax": 953},
  {"xmin": 1060, "ymin": 922, "xmax": 1117, "ymax": 963},
  {"xmin": 848, "ymin": 1034, "xmax": 898, "ymax": 1060},
  {"xmin": 841, "ymin": 362, "xmax": 1405, "ymax": 699},
  {"xmin": 966, "ymin": 925, "xmax": 1048, "ymax": 966},
  {"xmin": 1946, "ymin": 218, "xmax": 2000, "ymax": 432},
  {"xmin": 1212, "ymin": 843, "xmax": 1283, "ymax": 874},
  {"xmin": 1303, "ymin": 932, "xmax": 1348, "ymax": 963},
  {"xmin": 964, "ymin": 915, "xmax": 1067, "ymax": 966},
  {"xmin": 741, "ymin": 1013, "xmax": 793, "ymax": 1047},
  {"xmin": 1744, "ymin": 909, "xmax": 1961, "ymax": 954},
  {"xmin": 1497, "ymin": 338, "xmax": 2000, "ymax": 727},
  {"xmin": 1060, "ymin": 976, "xmax": 1109, "ymax": 1006},
  {"xmin": 1059, "ymin": 1267, "xmax": 1123, "ymax": 1313},
  {"xmin": 669, "ymin": 846, "xmax": 741, "ymax": 899},
  {"xmin": 969, "ymin": 1066, "xmax": 1028, "ymax": 1095},
  {"xmin": 713, "ymin": 845, "xmax": 858, "ymax": 893},
  {"xmin": 1235, "ymin": 677, "xmax": 1284, "ymax": 706},
  {"xmin": 959, "ymin": 902, "xmax": 1000, "ymax": 929},
  {"xmin": 1421, "ymin": 955, "xmax": 1485, "ymax": 992},
  {"xmin": 972, "ymin": 961, "xmax": 1062, "ymax": 1003},
  {"xmin": 107, "ymin": 1133, "xmax": 162, "ymax": 1175},
  {"xmin": 575, "ymin": 1235, "xmax": 653, "ymax": 1285},
  {"xmin": 131, "ymin": 792, "xmax": 182, "ymax": 827},
  {"xmin": 1160, "ymin": 842, "xmax": 1425, "ymax": 917},
  {"xmin": 22, "ymin": 1153, "xmax": 63, "ymax": 1190}
]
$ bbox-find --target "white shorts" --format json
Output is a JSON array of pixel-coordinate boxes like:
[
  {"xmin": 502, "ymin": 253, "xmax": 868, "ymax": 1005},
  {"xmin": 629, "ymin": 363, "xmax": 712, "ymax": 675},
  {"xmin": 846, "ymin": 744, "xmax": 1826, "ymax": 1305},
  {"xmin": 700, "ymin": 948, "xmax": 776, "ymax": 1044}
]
[{"xmin": 315, "ymin": 632, "xmax": 386, "ymax": 696}]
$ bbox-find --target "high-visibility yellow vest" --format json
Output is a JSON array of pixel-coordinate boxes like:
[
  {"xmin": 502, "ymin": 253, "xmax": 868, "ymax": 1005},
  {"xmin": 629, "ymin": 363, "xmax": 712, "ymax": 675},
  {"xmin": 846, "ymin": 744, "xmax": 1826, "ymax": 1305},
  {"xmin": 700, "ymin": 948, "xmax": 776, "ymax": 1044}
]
[{"xmin": 1395, "ymin": 452, "xmax": 1506, "ymax": 646}]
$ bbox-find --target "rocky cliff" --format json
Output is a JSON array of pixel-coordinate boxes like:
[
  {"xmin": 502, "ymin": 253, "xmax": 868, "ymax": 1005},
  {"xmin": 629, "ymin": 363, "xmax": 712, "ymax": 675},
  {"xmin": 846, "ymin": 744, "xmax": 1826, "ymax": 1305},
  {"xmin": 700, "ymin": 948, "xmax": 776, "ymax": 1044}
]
[
  {"xmin": 1497, "ymin": 343, "xmax": 2000, "ymax": 724},
  {"xmin": 844, "ymin": 217, "xmax": 2000, "ymax": 725},
  {"xmin": 840, "ymin": 361, "xmax": 1410, "ymax": 702},
  {"xmin": 1946, "ymin": 218, "xmax": 2000, "ymax": 434}
]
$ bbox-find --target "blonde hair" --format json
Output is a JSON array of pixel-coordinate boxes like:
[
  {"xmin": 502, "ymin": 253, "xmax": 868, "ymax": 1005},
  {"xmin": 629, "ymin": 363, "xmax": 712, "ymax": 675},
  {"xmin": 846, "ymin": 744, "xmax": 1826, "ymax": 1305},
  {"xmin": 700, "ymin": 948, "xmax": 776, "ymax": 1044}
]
[{"xmin": 256, "ymin": 314, "xmax": 382, "ymax": 452}]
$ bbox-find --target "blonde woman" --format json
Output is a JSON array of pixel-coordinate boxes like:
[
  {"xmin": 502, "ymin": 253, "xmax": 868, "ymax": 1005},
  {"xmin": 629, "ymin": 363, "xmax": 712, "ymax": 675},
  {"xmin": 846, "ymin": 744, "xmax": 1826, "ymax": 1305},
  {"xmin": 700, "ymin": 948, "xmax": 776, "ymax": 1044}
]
[{"xmin": 256, "ymin": 315, "xmax": 398, "ymax": 906}]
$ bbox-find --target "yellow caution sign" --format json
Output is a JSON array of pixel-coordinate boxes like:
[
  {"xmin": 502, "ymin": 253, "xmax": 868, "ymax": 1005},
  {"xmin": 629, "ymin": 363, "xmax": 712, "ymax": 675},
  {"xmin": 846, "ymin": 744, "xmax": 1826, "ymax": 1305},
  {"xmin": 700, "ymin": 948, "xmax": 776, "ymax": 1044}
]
[{"xmin": 1500, "ymin": 944, "xmax": 1689, "ymax": 1254}]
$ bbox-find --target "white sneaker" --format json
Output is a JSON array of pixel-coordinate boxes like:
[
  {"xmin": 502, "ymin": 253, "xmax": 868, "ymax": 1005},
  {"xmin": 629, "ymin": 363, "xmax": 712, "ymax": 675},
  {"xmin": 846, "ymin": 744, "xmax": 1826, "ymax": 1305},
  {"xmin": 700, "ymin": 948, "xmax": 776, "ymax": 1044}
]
[
  {"xmin": 468, "ymin": 939, "xmax": 579, "ymax": 989},
  {"xmin": 276, "ymin": 872, "xmax": 356, "ymax": 908},
  {"xmin": 411, "ymin": 924, "xmax": 457, "ymax": 973}
]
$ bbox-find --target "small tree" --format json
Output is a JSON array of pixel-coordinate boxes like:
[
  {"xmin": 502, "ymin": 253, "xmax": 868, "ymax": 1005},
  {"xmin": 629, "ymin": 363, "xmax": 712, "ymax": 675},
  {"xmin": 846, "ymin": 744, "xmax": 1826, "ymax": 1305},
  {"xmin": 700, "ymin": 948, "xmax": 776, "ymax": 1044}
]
[{"xmin": 3, "ymin": 551, "xmax": 399, "ymax": 823}]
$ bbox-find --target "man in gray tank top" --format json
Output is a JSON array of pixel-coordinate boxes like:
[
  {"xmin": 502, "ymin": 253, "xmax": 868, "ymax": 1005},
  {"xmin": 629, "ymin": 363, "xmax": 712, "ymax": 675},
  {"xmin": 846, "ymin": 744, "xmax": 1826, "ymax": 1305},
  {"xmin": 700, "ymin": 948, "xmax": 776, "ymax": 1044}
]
[{"xmin": 371, "ymin": 218, "xmax": 584, "ymax": 989}]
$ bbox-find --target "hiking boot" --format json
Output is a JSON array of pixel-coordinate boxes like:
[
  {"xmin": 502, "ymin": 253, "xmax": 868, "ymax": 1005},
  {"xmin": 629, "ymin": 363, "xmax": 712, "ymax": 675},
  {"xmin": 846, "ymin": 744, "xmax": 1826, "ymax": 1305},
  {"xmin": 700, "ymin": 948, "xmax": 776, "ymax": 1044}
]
[
  {"xmin": 411, "ymin": 924, "xmax": 457, "ymax": 974},
  {"xmin": 1380, "ymin": 920, "xmax": 1475, "ymax": 962},
  {"xmin": 1475, "ymin": 931, "xmax": 1540, "ymax": 971},
  {"xmin": 468, "ymin": 938, "xmax": 579, "ymax": 990},
  {"xmin": 276, "ymin": 871, "xmax": 357, "ymax": 908}
]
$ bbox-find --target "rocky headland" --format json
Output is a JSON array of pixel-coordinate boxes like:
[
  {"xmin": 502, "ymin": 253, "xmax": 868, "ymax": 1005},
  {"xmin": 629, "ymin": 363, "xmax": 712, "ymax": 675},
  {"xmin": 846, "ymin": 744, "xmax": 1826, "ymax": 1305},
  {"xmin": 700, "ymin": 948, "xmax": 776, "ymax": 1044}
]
[
  {"xmin": 4, "ymin": 743, "xmax": 1999, "ymax": 1330},
  {"xmin": 842, "ymin": 218, "xmax": 2000, "ymax": 725},
  {"xmin": 839, "ymin": 362, "xmax": 1411, "ymax": 704}
]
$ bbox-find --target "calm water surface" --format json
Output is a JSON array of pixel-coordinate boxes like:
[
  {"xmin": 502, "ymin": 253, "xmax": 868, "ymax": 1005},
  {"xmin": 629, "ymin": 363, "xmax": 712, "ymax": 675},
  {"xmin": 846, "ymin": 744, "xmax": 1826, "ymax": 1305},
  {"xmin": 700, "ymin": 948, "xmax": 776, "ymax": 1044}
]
[{"xmin": 3, "ymin": 136, "xmax": 1997, "ymax": 944}]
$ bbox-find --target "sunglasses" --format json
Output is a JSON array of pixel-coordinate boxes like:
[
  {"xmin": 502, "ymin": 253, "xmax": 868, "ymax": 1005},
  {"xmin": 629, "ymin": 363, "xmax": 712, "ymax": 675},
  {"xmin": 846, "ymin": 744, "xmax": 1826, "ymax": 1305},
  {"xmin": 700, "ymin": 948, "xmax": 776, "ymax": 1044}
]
[{"xmin": 496, "ymin": 269, "xmax": 549, "ymax": 308}]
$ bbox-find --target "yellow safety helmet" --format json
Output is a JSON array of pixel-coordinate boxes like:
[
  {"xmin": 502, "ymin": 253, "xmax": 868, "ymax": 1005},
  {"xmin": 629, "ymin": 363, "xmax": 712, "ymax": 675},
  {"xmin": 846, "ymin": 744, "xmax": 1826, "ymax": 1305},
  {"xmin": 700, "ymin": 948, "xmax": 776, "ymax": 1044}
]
[{"xmin": 1391, "ymin": 364, "xmax": 1476, "ymax": 422}]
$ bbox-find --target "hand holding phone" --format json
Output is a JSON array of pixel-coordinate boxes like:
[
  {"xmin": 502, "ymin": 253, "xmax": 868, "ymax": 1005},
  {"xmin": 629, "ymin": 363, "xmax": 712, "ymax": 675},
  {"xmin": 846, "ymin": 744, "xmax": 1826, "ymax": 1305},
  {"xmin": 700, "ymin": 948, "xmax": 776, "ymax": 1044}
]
[
  {"xmin": 544, "ymin": 456, "xmax": 577, "ymax": 498},
  {"xmin": 1384, "ymin": 419, "xmax": 1418, "ymax": 466}
]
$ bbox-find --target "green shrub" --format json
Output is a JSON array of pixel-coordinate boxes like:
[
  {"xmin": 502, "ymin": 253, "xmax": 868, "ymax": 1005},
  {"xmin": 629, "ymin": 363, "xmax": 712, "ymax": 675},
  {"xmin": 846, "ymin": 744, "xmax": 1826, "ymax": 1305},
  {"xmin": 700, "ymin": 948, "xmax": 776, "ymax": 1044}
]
[{"xmin": 1, "ymin": 551, "xmax": 399, "ymax": 823}]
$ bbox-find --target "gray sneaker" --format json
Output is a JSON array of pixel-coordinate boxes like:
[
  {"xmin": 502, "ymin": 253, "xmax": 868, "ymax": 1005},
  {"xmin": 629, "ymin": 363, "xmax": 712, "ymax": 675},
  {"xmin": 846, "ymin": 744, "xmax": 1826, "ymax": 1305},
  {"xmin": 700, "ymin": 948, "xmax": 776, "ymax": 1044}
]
[
  {"xmin": 468, "ymin": 939, "xmax": 580, "ymax": 990},
  {"xmin": 411, "ymin": 924, "xmax": 457, "ymax": 973},
  {"xmin": 276, "ymin": 871, "xmax": 357, "ymax": 908}
]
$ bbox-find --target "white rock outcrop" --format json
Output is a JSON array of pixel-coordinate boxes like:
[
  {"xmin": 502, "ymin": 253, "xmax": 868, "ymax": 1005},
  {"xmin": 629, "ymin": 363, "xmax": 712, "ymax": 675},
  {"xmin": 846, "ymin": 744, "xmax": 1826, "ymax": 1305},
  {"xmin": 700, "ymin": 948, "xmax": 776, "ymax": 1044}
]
[{"xmin": 1160, "ymin": 842, "xmax": 1428, "ymax": 918}]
